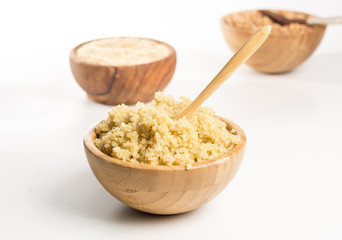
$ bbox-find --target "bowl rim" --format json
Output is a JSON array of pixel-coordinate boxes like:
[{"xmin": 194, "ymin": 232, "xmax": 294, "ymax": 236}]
[
  {"xmin": 221, "ymin": 9, "xmax": 326, "ymax": 37},
  {"xmin": 84, "ymin": 116, "xmax": 246, "ymax": 171},
  {"xmin": 70, "ymin": 36, "xmax": 176, "ymax": 68}
]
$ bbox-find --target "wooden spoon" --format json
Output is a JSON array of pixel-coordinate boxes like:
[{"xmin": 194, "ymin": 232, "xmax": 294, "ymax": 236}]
[
  {"xmin": 259, "ymin": 10, "xmax": 342, "ymax": 26},
  {"xmin": 175, "ymin": 25, "xmax": 271, "ymax": 120}
]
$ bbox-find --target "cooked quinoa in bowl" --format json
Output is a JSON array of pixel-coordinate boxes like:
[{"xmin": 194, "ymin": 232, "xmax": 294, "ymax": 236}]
[
  {"xmin": 223, "ymin": 10, "xmax": 321, "ymax": 35},
  {"xmin": 94, "ymin": 92, "xmax": 240, "ymax": 166}
]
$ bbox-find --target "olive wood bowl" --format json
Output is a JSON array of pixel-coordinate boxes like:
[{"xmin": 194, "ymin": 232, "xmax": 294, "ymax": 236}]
[
  {"xmin": 84, "ymin": 117, "xmax": 246, "ymax": 215},
  {"xmin": 221, "ymin": 10, "xmax": 326, "ymax": 73},
  {"xmin": 70, "ymin": 37, "xmax": 176, "ymax": 105}
]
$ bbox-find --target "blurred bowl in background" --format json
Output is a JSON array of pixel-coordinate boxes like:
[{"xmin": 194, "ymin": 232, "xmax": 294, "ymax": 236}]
[
  {"xmin": 221, "ymin": 10, "xmax": 326, "ymax": 73},
  {"xmin": 70, "ymin": 37, "xmax": 176, "ymax": 105}
]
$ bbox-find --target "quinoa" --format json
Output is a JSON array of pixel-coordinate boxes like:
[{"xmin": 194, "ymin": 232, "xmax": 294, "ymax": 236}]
[
  {"xmin": 76, "ymin": 37, "xmax": 170, "ymax": 66},
  {"xmin": 94, "ymin": 92, "xmax": 240, "ymax": 166},
  {"xmin": 224, "ymin": 10, "xmax": 321, "ymax": 35}
]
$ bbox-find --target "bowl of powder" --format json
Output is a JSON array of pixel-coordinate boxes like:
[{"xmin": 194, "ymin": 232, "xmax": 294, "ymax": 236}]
[
  {"xmin": 221, "ymin": 10, "xmax": 326, "ymax": 73},
  {"xmin": 70, "ymin": 37, "xmax": 176, "ymax": 105},
  {"xmin": 84, "ymin": 92, "xmax": 246, "ymax": 215}
]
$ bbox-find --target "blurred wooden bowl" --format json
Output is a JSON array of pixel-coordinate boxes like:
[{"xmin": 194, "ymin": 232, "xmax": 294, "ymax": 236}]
[
  {"xmin": 84, "ymin": 117, "xmax": 246, "ymax": 215},
  {"xmin": 70, "ymin": 37, "xmax": 176, "ymax": 105},
  {"xmin": 221, "ymin": 10, "xmax": 326, "ymax": 73}
]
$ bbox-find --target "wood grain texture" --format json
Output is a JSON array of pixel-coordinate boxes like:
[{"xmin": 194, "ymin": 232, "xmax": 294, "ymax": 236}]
[
  {"xmin": 175, "ymin": 26, "xmax": 270, "ymax": 120},
  {"xmin": 70, "ymin": 37, "xmax": 176, "ymax": 105},
  {"xmin": 221, "ymin": 11, "xmax": 326, "ymax": 73},
  {"xmin": 84, "ymin": 117, "xmax": 246, "ymax": 215}
]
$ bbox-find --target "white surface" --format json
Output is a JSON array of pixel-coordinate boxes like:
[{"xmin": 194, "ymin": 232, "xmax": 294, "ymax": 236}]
[{"xmin": 1, "ymin": 0, "xmax": 342, "ymax": 239}]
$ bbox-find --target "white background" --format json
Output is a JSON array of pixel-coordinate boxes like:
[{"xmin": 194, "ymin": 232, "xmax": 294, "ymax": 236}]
[{"xmin": 1, "ymin": 0, "xmax": 342, "ymax": 239}]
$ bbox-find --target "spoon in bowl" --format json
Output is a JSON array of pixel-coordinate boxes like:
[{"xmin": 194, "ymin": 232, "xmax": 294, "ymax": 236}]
[
  {"xmin": 175, "ymin": 25, "xmax": 271, "ymax": 120},
  {"xmin": 259, "ymin": 10, "xmax": 342, "ymax": 26}
]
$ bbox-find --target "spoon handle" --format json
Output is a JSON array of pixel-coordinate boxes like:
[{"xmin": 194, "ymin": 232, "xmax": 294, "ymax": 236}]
[
  {"xmin": 307, "ymin": 16, "xmax": 342, "ymax": 25},
  {"xmin": 175, "ymin": 25, "xmax": 271, "ymax": 120}
]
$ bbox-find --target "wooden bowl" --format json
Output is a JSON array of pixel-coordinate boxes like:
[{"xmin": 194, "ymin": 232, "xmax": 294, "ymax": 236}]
[
  {"xmin": 221, "ymin": 10, "xmax": 326, "ymax": 73},
  {"xmin": 70, "ymin": 37, "xmax": 176, "ymax": 105},
  {"xmin": 84, "ymin": 117, "xmax": 246, "ymax": 215}
]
